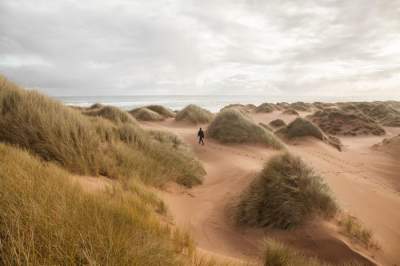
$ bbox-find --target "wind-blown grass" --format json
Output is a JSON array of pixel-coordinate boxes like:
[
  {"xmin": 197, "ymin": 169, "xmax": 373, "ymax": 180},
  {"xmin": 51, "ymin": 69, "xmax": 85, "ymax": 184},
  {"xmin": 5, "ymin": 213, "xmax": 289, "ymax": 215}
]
[
  {"xmin": 269, "ymin": 119, "xmax": 286, "ymax": 128},
  {"xmin": 207, "ymin": 109, "xmax": 284, "ymax": 149},
  {"xmin": 0, "ymin": 75, "xmax": 204, "ymax": 187},
  {"xmin": 235, "ymin": 153, "xmax": 337, "ymax": 229},
  {"xmin": 0, "ymin": 143, "xmax": 194, "ymax": 265},
  {"xmin": 338, "ymin": 214, "xmax": 379, "ymax": 249},
  {"xmin": 278, "ymin": 117, "xmax": 325, "ymax": 140},
  {"xmin": 277, "ymin": 118, "xmax": 343, "ymax": 151},
  {"xmin": 255, "ymin": 103, "xmax": 275, "ymax": 113},
  {"xmin": 130, "ymin": 107, "xmax": 164, "ymax": 121},
  {"xmin": 175, "ymin": 104, "xmax": 214, "ymax": 124},
  {"xmin": 84, "ymin": 105, "xmax": 138, "ymax": 124},
  {"xmin": 146, "ymin": 104, "xmax": 176, "ymax": 118}
]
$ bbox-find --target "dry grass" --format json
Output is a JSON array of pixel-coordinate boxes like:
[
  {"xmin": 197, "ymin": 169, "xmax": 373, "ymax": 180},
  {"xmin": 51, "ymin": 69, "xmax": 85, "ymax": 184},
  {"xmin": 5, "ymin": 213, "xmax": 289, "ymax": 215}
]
[
  {"xmin": 255, "ymin": 103, "xmax": 275, "ymax": 113},
  {"xmin": 308, "ymin": 109, "xmax": 385, "ymax": 136},
  {"xmin": 221, "ymin": 104, "xmax": 253, "ymax": 114},
  {"xmin": 0, "ymin": 76, "xmax": 101, "ymax": 175},
  {"xmin": 338, "ymin": 214, "xmax": 379, "ymax": 249},
  {"xmin": 289, "ymin": 102, "xmax": 312, "ymax": 112},
  {"xmin": 263, "ymin": 239, "xmax": 322, "ymax": 266},
  {"xmin": 84, "ymin": 105, "xmax": 138, "ymax": 124},
  {"xmin": 235, "ymin": 153, "xmax": 337, "ymax": 229},
  {"xmin": 207, "ymin": 109, "xmax": 284, "ymax": 149},
  {"xmin": 146, "ymin": 104, "xmax": 176, "ymax": 118},
  {"xmin": 130, "ymin": 107, "xmax": 164, "ymax": 121},
  {"xmin": 269, "ymin": 119, "xmax": 286, "ymax": 128},
  {"xmin": 278, "ymin": 118, "xmax": 325, "ymax": 140},
  {"xmin": 277, "ymin": 118, "xmax": 343, "ymax": 151},
  {"xmin": 0, "ymin": 75, "xmax": 205, "ymax": 187},
  {"xmin": 0, "ymin": 143, "xmax": 196, "ymax": 265},
  {"xmin": 263, "ymin": 239, "xmax": 361, "ymax": 266},
  {"xmin": 175, "ymin": 104, "xmax": 214, "ymax": 124},
  {"xmin": 282, "ymin": 109, "xmax": 299, "ymax": 116}
]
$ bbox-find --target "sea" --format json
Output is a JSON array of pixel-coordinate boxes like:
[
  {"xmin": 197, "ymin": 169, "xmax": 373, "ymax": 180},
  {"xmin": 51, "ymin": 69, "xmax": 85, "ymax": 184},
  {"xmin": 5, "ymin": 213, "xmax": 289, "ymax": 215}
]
[{"xmin": 56, "ymin": 95, "xmax": 283, "ymax": 113}]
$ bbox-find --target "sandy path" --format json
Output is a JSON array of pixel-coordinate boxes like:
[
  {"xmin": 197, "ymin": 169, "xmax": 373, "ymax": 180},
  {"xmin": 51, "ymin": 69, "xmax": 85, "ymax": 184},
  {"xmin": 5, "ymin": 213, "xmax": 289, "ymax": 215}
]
[{"xmin": 142, "ymin": 119, "xmax": 377, "ymax": 265}]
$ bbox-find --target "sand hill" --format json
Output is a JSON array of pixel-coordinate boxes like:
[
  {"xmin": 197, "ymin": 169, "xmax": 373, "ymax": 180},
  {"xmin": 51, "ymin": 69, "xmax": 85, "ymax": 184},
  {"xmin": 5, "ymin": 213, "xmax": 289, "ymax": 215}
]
[
  {"xmin": 308, "ymin": 109, "xmax": 385, "ymax": 136},
  {"xmin": 373, "ymin": 135, "xmax": 400, "ymax": 157},
  {"xmin": 175, "ymin": 104, "xmax": 213, "ymax": 124}
]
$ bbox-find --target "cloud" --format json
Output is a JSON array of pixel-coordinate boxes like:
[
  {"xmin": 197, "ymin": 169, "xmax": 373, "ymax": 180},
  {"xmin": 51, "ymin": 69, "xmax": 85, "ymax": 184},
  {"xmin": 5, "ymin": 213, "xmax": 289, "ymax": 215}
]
[{"xmin": 0, "ymin": 0, "xmax": 399, "ymax": 100}]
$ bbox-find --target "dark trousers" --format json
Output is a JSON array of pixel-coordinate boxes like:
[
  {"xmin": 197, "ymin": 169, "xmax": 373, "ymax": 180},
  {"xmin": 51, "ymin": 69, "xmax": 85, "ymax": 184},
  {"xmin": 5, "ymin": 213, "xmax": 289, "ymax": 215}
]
[{"xmin": 199, "ymin": 137, "xmax": 204, "ymax": 145}]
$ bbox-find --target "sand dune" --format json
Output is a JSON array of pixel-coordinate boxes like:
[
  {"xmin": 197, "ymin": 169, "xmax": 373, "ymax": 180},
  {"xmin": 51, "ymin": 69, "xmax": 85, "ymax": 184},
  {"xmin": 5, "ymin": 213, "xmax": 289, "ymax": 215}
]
[{"xmin": 140, "ymin": 116, "xmax": 399, "ymax": 265}]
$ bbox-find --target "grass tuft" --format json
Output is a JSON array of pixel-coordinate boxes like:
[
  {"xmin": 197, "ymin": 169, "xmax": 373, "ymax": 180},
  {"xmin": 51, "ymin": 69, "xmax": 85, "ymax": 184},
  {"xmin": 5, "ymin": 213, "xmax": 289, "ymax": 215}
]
[
  {"xmin": 278, "ymin": 118, "xmax": 325, "ymax": 140},
  {"xmin": 146, "ymin": 104, "xmax": 176, "ymax": 118},
  {"xmin": 207, "ymin": 109, "xmax": 284, "ymax": 149},
  {"xmin": 84, "ymin": 105, "xmax": 138, "ymax": 124},
  {"xmin": 130, "ymin": 107, "xmax": 164, "ymax": 121},
  {"xmin": 269, "ymin": 119, "xmax": 286, "ymax": 128},
  {"xmin": 338, "ymin": 214, "xmax": 379, "ymax": 249},
  {"xmin": 235, "ymin": 153, "xmax": 337, "ymax": 229},
  {"xmin": 255, "ymin": 103, "xmax": 275, "ymax": 113},
  {"xmin": 282, "ymin": 109, "xmax": 299, "ymax": 116},
  {"xmin": 263, "ymin": 239, "xmax": 322, "ymax": 266},
  {"xmin": 175, "ymin": 104, "xmax": 214, "ymax": 124}
]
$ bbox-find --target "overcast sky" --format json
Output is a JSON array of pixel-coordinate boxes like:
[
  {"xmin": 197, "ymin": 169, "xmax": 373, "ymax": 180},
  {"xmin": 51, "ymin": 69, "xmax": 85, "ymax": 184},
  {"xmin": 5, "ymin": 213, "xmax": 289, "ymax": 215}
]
[{"xmin": 0, "ymin": 0, "xmax": 399, "ymax": 100}]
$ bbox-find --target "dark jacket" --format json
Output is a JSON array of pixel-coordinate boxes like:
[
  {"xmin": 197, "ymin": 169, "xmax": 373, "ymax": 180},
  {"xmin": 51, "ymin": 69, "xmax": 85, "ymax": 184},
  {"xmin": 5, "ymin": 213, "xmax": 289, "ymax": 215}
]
[{"xmin": 198, "ymin": 129, "xmax": 205, "ymax": 138}]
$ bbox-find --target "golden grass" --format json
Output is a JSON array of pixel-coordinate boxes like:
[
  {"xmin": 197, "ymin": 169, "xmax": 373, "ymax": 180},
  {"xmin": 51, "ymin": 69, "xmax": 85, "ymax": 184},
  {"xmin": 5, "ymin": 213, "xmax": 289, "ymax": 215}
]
[
  {"xmin": 308, "ymin": 109, "xmax": 385, "ymax": 136},
  {"xmin": 146, "ymin": 104, "xmax": 176, "ymax": 118},
  {"xmin": 263, "ymin": 239, "xmax": 322, "ymax": 266},
  {"xmin": 278, "ymin": 118, "xmax": 325, "ymax": 140},
  {"xmin": 282, "ymin": 109, "xmax": 299, "ymax": 116},
  {"xmin": 235, "ymin": 153, "xmax": 337, "ymax": 229},
  {"xmin": 130, "ymin": 107, "xmax": 164, "ymax": 121},
  {"xmin": 175, "ymin": 104, "xmax": 214, "ymax": 124},
  {"xmin": 0, "ymin": 143, "xmax": 195, "ymax": 265},
  {"xmin": 84, "ymin": 104, "xmax": 138, "ymax": 124},
  {"xmin": 338, "ymin": 214, "xmax": 379, "ymax": 249},
  {"xmin": 207, "ymin": 109, "xmax": 284, "ymax": 149},
  {"xmin": 263, "ymin": 239, "xmax": 361, "ymax": 266},
  {"xmin": 255, "ymin": 103, "xmax": 275, "ymax": 113},
  {"xmin": 269, "ymin": 119, "xmax": 286, "ymax": 128},
  {"xmin": 0, "ymin": 75, "xmax": 204, "ymax": 187},
  {"xmin": 0, "ymin": 76, "xmax": 101, "ymax": 175}
]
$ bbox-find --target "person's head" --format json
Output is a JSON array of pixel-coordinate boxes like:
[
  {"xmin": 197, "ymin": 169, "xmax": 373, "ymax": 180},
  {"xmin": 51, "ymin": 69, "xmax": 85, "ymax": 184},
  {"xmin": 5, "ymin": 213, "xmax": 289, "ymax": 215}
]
[{"xmin": 199, "ymin": 127, "xmax": 202, "ymax": 131}]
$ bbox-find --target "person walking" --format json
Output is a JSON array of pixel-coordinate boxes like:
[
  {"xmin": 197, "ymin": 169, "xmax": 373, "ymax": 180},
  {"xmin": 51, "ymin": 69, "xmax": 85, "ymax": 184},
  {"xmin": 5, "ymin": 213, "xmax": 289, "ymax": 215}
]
[{"xmin": 197, "ymin": 127, "xmax": 205, "ymax": 145}]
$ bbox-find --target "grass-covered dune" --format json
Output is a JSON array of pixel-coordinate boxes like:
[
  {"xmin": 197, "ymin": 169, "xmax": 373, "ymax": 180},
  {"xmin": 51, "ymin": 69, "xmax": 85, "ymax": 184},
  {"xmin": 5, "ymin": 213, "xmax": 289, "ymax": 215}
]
[
  {"xmin": 339, "ymin": 102, "xmax": 400, "ymax": 127},
  {"xmin": 175, "ymin": 104, "xmax": 214, "ymax": 124},
  {"xmin": 146, "ymin": 104, "xmax": 176, "ymax": 118},
  {"xmin": 207, "ymin": 109, "xmax": 284, "ymax": 149},
  {"xmin": 255, "ymin": 103, "xmax": 275, "ymax": 113},
  {"xmin": 278, "ymin": 117, "xmax": 325, "ymax": 140},
  {"xmin": 0, "ymin": 143, "xmax": 194, "ymax": 265},
  {"xmin": 220, "ymin": 103, "xmax": 254, "ymax": 114},
  {"xmin": 282, "ymin": 108, "xmax": 299, "ymax": 116},
  {"xmin": 84, "ymin": 104, "xmax": 138, "ymax": 124},
  {"xmin": 373, "ymin": 134, "xmax": 400, "ymax": 157},
  {"xmin": 269, "ymin": 119, "xmax": 286, "ymax": 128},
  {"xmin": 130, "ymin": 107, "xmax": 164, "ymax": 121},
  {"xmin": 277, "ymin": 118, "xmax": 342, "ymax": 150},
  {"xmin": 0, "ymin": 76, "xmax": 204, "ymax": 187},
  {"xmin": 289, "ymin": 102, "xmax": 313, "ymax": 112},
  {"xmin": 235, "ymin": 153, "xmax": 337, "ymax": 229},
  {"xmin": 309, "ymin": 109, "xmax": 385, "ymax": 136}
]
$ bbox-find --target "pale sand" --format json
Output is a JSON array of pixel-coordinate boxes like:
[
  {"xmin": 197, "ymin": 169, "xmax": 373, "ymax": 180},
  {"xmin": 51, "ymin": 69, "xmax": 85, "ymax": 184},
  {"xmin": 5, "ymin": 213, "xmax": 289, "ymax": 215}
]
[
  {"xmin": 141, "ymin": 113, "xmax": 399, "ymax": 265},
  {"xmin": 74, "ymin": 110, "xmax": 400, "ymax": 265}
]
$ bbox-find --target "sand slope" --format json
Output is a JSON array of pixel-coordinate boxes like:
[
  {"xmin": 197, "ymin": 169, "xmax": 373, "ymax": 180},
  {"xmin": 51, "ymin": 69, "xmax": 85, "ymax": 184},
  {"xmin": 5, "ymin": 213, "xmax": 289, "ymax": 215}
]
[{"xmin": 141, "ymin": 118, "xmax": 388, "ymax": 265}]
